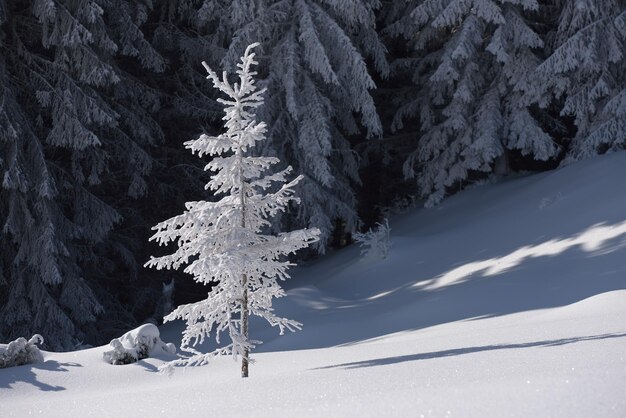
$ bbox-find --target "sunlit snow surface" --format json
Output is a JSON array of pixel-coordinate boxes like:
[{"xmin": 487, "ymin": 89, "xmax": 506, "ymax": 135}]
[{"xmin": 2, "ymin": 152, "xmax": 626, "ymax": 417}]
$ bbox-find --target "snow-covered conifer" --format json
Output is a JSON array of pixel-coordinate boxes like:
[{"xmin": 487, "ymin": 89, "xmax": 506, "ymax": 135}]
[
  {"xmin": 529, "ymin": 0, "xmax": 626, "ymax": 161},
  {"xmin": 387, "ymin": 0, "xmax": 558, "ymax": 206},
  {"xmin": 145, "ymin": 43, "xmax": 320, "ymax": 377},
  {"xmin": 0, "ymin": 0, "xmax": 166, "ymax": 349}
]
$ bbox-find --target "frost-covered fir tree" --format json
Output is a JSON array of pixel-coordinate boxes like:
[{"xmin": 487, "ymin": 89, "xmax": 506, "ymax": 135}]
[
  {"xmin": 1, "ymin": 42, "xmax": 97, "ymax": 350},
  {"xmin": 0, "ymin": 0, "xmax": 166, "ymax": 348},
  {"xmin": 183, "ymin": 0, "xmax": 387, "ymax": 251},
  {"xmin": 528, "ymin": 0, "xmax": 626, "ymax": 161},
  {"xmin": 145, "ymin": 43, "xmax": 320, "ymax": 377},
  {"xmin": 387, "ymin": 0, "xmax": 559, "ymax": 206},
  {"xmin": 0, "ymin": 0, "xmax": 113, "ymax": 349}
]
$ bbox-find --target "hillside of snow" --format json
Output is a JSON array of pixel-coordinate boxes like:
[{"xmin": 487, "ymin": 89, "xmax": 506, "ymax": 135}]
[{"xmin": 2, "ymin": 152, "xmax": 626, "ymax": 417}]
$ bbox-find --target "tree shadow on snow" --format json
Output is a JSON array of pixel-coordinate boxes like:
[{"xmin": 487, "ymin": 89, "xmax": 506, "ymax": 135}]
[
  {"xmin": 136, "ymin": 360, "xmax": 160, "ymax": 373},
  {"xmin": 258, "ymin": 222, "xmax": 626, "ymax": 352},
  {"xmin": 313, "ymin": 332, "xmax": 626, "ymax": 370},
  {"xmin": 0, "ymin": 360, "xmax": 81, "ymax": 391}
]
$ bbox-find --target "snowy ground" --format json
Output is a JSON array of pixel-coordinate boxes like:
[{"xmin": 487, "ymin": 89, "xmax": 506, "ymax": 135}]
[{"xmin": 2, "ymin": 152, "xmax": 626, "ymax": 417}]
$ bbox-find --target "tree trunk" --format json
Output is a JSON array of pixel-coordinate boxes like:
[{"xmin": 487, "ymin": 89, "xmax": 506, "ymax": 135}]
[
  {"xmin": 494, "ymin": 149, "xmax": 510, "ymax": 177},
  {"xmin": 239, "ymin": 145, "xmax": 249, "ymax": 378},
  {"xmin": 241, "ymin": 274, "xmax": 249, "ymax": 378}
]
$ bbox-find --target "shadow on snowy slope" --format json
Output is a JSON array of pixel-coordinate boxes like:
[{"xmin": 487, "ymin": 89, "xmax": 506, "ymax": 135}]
[
  {"xmin": 313, "ymin": 332, "xmax": 626, "ymax": 370},
  {"xmin": 252, "ymin": 153, "xmax": 626, "ymax": 352},
  {"xmin": 257, "ymin": 235, "xmax": 626, "ymax": 352},
  {"xmin": 0, "ymin": 360, "xmax": 81, "ymax": 391}
]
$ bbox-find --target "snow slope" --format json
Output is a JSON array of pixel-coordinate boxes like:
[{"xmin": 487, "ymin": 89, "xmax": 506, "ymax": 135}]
[{"xmin": 2, "ymin": 152, "xmax": 626, "ymax": 417}]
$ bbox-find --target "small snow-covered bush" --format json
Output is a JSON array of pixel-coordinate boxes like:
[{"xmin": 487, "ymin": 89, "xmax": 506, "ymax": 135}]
[
  {"xmin": 0, "ymin": 335, "xmax": 44, "ymax": 369},
  {"xmin": 354, "ymin": 219, "xmax": 391, "ymax": 260},
  {"xmin": 103, "ymin": 324, "xmax": 176, "ymax": 365}
]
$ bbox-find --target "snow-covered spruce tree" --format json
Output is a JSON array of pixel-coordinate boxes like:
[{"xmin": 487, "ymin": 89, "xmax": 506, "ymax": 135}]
[
  {"xmin": 90, "ymin": 0, "xmax": 170, "ymax": 329},
  {"xmin": 386, "ymin": 0, "xmax": 559, "ymax": 206},
  {"xmin": 145, "ymin": 43, "xmax": 320, "ymax": 377},
  {"xmin": 189, "ymin": 0, "xmax": 387, "ymax": 251},
  {"xmin": 528, "ymin": 0, "xmax": 626, "ymax": 162},
  {"xmin": 0, "ymin": 1, "xmax": 106, "ymax": 349},
  {"xmin": 0, "ymin": 0, "xmax": 166, "ymax": 348},
  {"xmin": 1, "ymin": 44, "xmax": 91, "ymax": 350}
]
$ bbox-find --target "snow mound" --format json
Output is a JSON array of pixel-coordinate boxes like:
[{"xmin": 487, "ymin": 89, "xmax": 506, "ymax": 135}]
[
  {"xmin": 0, "ymin": 335, "xmax": 44, "ymax": 369},
  {"xmin": 103, "ymin": 324, "xmax": 175, "ymax": 365}
]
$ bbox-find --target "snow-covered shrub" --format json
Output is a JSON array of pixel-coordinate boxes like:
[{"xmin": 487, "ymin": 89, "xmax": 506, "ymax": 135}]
[
  {"xmin": 0, "ymin": 335, "xmax": 44, "ymax": 369},
  {"xmin": 103, "ymin": 324, "xmax": 175, "ymax": 365},
  {"xmin": 354, "ymin": 219, "xmax": 391, "ymax": 260}
]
